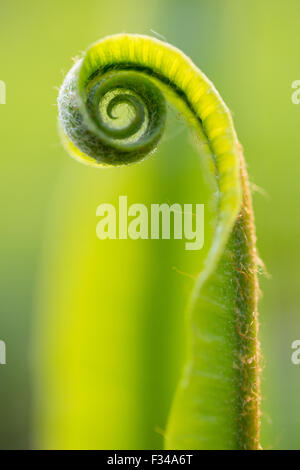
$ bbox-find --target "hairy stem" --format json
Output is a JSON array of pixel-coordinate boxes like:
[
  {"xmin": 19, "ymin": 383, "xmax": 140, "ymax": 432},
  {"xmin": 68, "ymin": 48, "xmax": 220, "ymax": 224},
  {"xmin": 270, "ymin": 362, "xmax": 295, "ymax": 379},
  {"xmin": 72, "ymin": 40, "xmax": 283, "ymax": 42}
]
[{"xmin": 58, "ymin": 33, "xmax": 261, "ymax": 450}]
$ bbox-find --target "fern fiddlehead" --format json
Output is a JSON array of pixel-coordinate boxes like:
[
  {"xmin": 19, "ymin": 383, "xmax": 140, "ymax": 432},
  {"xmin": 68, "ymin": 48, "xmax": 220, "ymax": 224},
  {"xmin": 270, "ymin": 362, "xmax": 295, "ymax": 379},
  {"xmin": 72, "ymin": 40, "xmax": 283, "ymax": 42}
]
[{"xmin": 58, "ymin": 33, "xmax": 261, "ymax": 450}]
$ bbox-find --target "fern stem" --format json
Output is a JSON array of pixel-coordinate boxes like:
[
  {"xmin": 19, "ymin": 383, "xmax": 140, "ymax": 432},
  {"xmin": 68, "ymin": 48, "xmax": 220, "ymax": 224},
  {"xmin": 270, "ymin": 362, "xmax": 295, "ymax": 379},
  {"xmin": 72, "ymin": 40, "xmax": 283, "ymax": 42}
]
[{"xmin": 58, "ymin": 33, "xmax": 261, "ymax": 450}]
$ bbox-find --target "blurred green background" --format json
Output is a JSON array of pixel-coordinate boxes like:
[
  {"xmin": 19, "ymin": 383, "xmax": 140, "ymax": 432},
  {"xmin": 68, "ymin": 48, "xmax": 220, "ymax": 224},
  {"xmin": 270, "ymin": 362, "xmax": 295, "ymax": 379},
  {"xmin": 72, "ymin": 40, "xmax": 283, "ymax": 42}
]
[{"xmin": 0, "ymin": 0, "xmax": 299, "ymax": 449}]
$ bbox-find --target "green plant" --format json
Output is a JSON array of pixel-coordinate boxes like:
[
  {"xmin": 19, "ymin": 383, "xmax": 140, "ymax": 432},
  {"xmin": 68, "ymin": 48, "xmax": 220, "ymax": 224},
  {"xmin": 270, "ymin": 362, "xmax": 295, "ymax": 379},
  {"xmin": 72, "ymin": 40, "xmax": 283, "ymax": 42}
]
[{"xmin": 58, "ymin": 33, "xmax": 261, "ymax": 450}]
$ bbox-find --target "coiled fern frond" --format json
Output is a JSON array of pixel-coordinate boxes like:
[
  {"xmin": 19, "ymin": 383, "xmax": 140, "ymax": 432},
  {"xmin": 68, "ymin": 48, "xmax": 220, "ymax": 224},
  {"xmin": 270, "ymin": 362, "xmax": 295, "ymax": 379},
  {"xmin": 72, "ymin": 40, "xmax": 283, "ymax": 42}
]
[{"xmin": 58, "ymin": 33, "xmax": 261, "ymax": 450}]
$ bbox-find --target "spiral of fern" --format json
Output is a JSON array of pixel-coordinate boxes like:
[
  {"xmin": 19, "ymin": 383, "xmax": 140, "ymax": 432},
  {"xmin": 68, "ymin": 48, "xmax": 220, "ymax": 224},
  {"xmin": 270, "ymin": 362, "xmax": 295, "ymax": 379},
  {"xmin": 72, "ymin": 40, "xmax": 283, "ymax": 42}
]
[{"xmin": 58, "ymin": 33, "xmax": 261, "ymax": 450}]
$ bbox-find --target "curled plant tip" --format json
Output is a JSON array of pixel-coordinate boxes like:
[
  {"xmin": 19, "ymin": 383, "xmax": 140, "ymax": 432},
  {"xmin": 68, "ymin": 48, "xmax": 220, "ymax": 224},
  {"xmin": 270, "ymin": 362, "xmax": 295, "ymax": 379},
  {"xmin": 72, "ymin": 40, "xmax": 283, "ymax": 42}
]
[
  {"xmin": 58, "ymin": 48, "xmax": 166, "ymax": 166},
  {"xmin": 58, "ymin": 33, "xmax": 261, "ymax": 450}
]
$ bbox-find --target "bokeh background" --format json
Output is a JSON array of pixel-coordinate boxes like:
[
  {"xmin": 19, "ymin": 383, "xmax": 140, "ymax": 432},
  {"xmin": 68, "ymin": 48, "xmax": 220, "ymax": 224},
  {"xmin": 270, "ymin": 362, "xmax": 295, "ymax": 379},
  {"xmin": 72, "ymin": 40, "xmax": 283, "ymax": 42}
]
[{"xmin": 0, "ymin": 0, "xmax": 299, "ymax": 449}]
